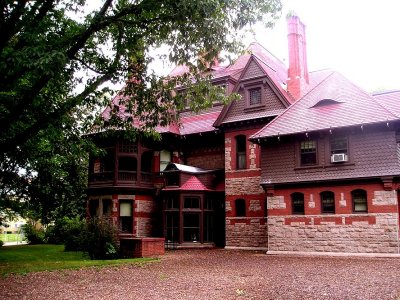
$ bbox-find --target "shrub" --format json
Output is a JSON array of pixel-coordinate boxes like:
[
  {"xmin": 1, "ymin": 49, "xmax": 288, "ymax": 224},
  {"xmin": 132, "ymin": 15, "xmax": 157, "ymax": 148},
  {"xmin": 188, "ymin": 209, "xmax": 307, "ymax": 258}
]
[
  {"xmin": 45, "ymin": 217, "xmax": 86, "ymax": 251},
  {"xmin": 82, "ymin": 217, "xmax": 119, "ymax": 260},
  {"xmin": 0, "ymin": 240, "xmax": 3, "ymax": 247},
  {"xmin": 22, "ymin": 222, "xmax": 45, "ymax": 244}
]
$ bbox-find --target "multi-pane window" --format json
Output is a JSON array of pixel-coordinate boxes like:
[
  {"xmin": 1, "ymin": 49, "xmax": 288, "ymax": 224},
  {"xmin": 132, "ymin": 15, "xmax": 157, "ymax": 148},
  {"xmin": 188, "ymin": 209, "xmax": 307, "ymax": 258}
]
[
  {"xmin": 184, "ymin": 197, "xmax": 200, "ymax": 209},
  {"xmin": 236, "ymin": 135, "xmax": 246, "ymax": 170},
  {"xmin": 235, "ymin": 199, "xmax": 246, "ymax": 217},
  {"xmin": 291, "ymin": 192, "xmax": 305, "ymax": 214},
  {"xmin": 249, "ymin": 88, "xmax": 262, "ymax": 105},
  {"xmin": 320, "ymin": 191, "xmax": 335, "ymax": 213},
  {"xmin": 300, "ymin": 140, "xmax": 317, "ymax": 165},
  {"xmin": 160, "ymin": 150, "xmax": 171, "ymax": 172},
  {"xmin": 352, "ymin": 189, "xmax": 368, "ymax": 213}
]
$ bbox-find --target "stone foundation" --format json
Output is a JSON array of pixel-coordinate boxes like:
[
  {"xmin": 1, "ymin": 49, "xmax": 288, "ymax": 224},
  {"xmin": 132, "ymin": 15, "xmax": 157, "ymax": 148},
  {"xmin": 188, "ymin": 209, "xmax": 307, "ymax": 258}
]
[
  {"xmin": 226, "ymin": 217, "xmax": 268, "ymax": 248},
  {"xmin": 268, "ymin": 214, "xmax": 399, "ymax": 253}
]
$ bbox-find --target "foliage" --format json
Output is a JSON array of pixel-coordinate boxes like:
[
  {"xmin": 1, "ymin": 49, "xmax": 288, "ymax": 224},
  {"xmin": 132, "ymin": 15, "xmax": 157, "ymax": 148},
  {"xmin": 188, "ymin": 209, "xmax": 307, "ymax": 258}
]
[
  {"xmin": 0, "ymin": 0, "xmax": 282, "ymax": 220},
  {"xmin": 82, "ymin": 217, "xmax": 119, "ymax": 260},
  {"xmin": 22, "ymin": 222, "xmax": 46, "ymax": 244},
  {"xmin": 45, "ymin": 217, "xmax": 86, "ymax": 251},
  {"xmin": 0, "ymin": 244, "xmax": 156, "ymax": 276},
  {"xmin": 0, "ymin": 240, "xmax": 3, "ymax": 247}
]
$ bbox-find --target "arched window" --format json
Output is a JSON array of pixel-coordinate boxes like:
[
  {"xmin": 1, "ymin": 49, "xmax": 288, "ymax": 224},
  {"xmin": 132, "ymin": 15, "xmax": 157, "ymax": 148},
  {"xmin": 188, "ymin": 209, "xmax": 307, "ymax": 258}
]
[
  {"xmin": 235, "ymin": 199, "xmax": 246, "ymax": 217},
  {"xmin": 236, "ymin": 135, "xmax": 246, "ymax": 170},
  {"xmin": 291, "ymin": 192, "xmax": 305, "ymax": 214},
  {"xmin": 352, "ymin": 189, "xmax": 368, "ymax": 213},
  {"xmin": 320, "ymin": 191, "xmax": 335, "ymax": 214}
]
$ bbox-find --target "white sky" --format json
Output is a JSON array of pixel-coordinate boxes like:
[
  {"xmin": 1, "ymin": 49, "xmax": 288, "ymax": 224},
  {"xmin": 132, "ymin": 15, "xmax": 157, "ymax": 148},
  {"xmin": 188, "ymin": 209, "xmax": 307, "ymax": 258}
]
[{"xmin": 247, "ymin": 0, "xmax": 400, "ymax": 92}]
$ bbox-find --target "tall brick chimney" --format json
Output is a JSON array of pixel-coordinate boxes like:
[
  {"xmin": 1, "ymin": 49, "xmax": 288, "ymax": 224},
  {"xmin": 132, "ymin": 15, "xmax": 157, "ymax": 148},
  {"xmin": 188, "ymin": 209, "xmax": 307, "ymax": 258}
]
[{"xmin": 287, "ymin": 15, "xmax": 309, "ymax": 100}]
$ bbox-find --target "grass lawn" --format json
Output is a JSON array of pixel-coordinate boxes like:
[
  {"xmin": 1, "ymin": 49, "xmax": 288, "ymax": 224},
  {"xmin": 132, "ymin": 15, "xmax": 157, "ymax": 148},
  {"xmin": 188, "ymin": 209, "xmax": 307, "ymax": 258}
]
[{"xmin": 0, "ymin": 244, "xmax": 157, "ymax": 276}]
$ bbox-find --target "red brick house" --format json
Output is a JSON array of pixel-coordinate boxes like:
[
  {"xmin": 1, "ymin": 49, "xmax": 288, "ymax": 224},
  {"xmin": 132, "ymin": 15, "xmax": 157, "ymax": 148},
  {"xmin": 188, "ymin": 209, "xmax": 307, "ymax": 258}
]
[{"xmin": 87, "ymin": 16, "xmax": 400, "ymax": 255}]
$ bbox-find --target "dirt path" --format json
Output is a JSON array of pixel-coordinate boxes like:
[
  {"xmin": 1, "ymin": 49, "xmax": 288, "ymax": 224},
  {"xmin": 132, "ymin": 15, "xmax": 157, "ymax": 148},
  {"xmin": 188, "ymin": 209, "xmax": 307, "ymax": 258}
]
[{"xmin": 1, "ymin": 249, "xmax": 400, "ymax": 299}]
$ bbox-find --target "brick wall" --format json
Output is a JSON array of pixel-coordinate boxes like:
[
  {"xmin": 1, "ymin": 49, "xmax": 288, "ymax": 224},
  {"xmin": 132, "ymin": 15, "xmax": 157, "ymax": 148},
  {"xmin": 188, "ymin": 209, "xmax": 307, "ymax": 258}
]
[
  {"xmin": 267, "ymin": 183, "xmax": 400, "ymax": 253},
  {"xmin": 134, "ymin": 194, "xmax": 157, "ymax": 237}
]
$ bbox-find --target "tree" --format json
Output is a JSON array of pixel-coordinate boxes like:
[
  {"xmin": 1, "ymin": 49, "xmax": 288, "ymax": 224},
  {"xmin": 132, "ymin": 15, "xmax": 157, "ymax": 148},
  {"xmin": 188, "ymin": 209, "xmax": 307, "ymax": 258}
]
[{"xmin": 0, "ymin": 0, "xmax": 282, "ymax": 220}]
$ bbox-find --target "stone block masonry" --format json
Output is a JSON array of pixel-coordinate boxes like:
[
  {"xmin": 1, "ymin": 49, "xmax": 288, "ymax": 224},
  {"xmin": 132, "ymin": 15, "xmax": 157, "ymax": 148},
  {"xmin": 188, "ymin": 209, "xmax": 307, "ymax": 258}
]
[
  {"xmin": 226, "ymin": 217, "xmax": 268, "ymax": 249},
  {"xmin": 268, "ymin": 214, "xmax": 399, "ymax": 253}
]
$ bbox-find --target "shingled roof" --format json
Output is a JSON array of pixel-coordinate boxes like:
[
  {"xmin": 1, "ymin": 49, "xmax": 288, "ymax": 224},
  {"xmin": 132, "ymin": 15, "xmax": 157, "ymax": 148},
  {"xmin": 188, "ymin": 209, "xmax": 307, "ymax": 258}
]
[{"xmin": 251, "ymin": 71, "xmax": 399, "ymax": 140}]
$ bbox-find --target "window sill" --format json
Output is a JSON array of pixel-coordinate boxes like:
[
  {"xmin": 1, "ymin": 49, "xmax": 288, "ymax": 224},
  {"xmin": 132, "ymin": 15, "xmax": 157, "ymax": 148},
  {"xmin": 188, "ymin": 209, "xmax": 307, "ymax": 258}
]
[{"xmin": 294, "ymin": 162, "xmax": 355, "ymax": 171}]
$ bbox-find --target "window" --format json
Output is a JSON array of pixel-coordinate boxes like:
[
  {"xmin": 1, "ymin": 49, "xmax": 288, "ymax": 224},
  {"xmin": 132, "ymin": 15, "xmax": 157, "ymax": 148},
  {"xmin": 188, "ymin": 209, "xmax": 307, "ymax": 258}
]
[
  {"xmin": 320, "ymin": 191, "xmax": 335, "ymax": 213},
  {"xmin": 330, "ymin": 136, "xmax": 348, "ymax": 163},
  {"xmin": 236, "ymin": 135, "xmax": 246, "ymax": 170},
  {"xmin": 235, "ymin": 199, "xmax": 246, "ymax": 217},
  {"xmin": 300, "ymin": 140, "xmax": 317, "ymax": 165},
  {"xmin": 119, "ymin": 200, "xmax": 133, "ymax": 233},
  {"xmin": 166, "ymin": 195, "xmax": 179, "ymax": 209},
  {"xmin": 352, "ymin": 189, "xmax": 368, "ymax": 213},
  {"xmin": 249, "ymin": 87, "xmax": 262, "ymax": 105},
  {"xmin": 88, "ymin": 199, "xmax": 99, "ymax": 218},
  {"xmin": 291, "ymin": 192, "xmax": 305, "ymax": 214},
  {"xmin": 119, "ymin": 141, "xmax": 137, "ymax": 153},
  {"xmin": 141, "ymin": 151, "xmax": 153, "ymax": 182},
  {"xmin": 184, "ymin": 197, "xmax": 200, "ymax": 209},
  {"xmin": 160, "ymin": 150, "xmax": 171, "ymax": 171}
]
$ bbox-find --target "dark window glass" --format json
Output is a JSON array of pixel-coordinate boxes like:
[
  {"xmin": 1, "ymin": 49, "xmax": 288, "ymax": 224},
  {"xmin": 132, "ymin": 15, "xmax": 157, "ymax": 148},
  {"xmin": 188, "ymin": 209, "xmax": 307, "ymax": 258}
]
[
  {"xmin": 320, "ymin": 191, "xmax": 335, "ymax": 214},
  {"xmin": 89, "ymin": 199, "xmax": 99, "ymax": 217},
  {"xmin": 235, "ymin": 199, "xmax": 246, "ymax": 217},
  {"xmin": 236, "ymin": 135, "xmax": 246, "ymax": 170},
  {"xmin": 204, "ymin": 197, "xmax": 214, "ymax": 210},
  {"xmin": 102, "ymin": 199, "xmax": 112, "ymax": 216},
  {"xmin": 352, "ymin": 189, "xmax": 368, "ymax": 213},
  {"xmin": 166, "ymin": 173, "xmax": 179, "ymax": 186},
  {"xmin": 184, "ymin": 197, "xmax": 200, "ymax": 209},
  {"xmin": 291, "ymin": 193, "xmax": 305, "ymax": 214},
  {"xmin": 331, "ymin": 137, "xmax": 348, "ymax": 155},
  {"xmin": 166, "ymin": 196, "xmax": 179, "ymax": 209},
  {"xmin": 300, "ymin": 140, "xmax": 317, "ymax": 165},
  {"xmin": 166, "ymin": 212, "xmax": 179, "ymax": 242},
  {"xmin": 203, "ymin": 213, "xmax": 214, "ymax": 242},
  {"xmin": 183, "ymin": 214, "xmax": 200, "ymax": 242},
  {"xmin": 249, "ymin": 88, "xmax": 262, "ymax": 105}
]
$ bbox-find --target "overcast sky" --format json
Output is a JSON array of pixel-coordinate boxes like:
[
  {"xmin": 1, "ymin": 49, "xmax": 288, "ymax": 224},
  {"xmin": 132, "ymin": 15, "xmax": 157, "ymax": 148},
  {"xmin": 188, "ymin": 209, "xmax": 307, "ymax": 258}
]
[{"xmin": 248, "ymin": 0, "xmax": 400, "ymax": 93}]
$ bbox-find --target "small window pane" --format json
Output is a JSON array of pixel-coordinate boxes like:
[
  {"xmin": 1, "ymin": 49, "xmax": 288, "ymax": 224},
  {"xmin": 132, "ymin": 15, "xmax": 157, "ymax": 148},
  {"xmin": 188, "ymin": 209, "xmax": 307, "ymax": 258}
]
[
  {"xmin": 249, "ymin": 88, "xmax": 262, "ymax": 105},
  {"xmin": 120, "ymin": 201, "xmax": 132, "ymax": 217}
]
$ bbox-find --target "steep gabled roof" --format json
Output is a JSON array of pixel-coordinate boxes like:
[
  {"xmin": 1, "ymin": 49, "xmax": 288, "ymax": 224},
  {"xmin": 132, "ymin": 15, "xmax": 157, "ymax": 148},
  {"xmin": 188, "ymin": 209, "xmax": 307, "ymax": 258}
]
[
  {"xmin": 162, "ymin": 163, "xmax": 212, "ymax": 174},
  {"xmin": 251, "ymin": 71, "xmax": 398, "ymax": 139}
]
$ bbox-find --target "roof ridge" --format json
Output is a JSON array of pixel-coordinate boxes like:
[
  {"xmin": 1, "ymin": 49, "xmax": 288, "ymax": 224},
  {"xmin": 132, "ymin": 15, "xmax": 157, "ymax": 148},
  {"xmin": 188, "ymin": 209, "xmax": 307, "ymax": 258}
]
[
  {"xmin": 372, "ymin": 89, "xmax": 400, "ymax": 96},
  {"xmin": 248, "ymin": 41, "xmax": 286, "ymax": 67}
]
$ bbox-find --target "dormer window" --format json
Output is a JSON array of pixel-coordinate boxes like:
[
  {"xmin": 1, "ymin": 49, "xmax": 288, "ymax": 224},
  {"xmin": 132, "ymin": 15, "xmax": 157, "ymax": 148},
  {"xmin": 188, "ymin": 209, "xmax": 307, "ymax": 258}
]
[{"xmin": 249, "ymin": 87, "xmax": 262, "ymax": 105}]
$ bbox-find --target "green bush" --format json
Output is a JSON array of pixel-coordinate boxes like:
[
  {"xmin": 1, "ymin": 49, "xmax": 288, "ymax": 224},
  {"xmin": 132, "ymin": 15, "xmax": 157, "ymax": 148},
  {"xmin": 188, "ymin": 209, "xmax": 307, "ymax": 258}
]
[
  {"xmin": 82, "ymin": 217, "xmax": 119, "ymax": 260},
  {"xmin": 22, "ymin": 222, "xmax": 45, "ymax": 244},
  {"xmin": 45, "ymin": 217, "xmax": 86, "ymax": 251},
  {"xmin": 0, "ymin": 240, "xmax": 3, "ymax": 247}
]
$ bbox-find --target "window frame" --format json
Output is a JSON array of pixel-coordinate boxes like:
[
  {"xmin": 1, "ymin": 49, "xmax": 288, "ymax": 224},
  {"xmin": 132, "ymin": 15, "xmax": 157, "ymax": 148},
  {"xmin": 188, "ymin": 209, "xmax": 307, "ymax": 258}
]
[
  {"xmin": 291, "ymin": 192, "xmax": 305, "ymax": 215},
  {"xmin": 351, "ymin": 189, "xmax": 368, "ymax": 213},
  {"xmin": 320, "ymin": 191, "xmax": 335, "ymax": 214},
  {"xmin": 236, "ymin": 135, "xmax": 247, "ymax": 170},
  {"xmin": 300, "ymin": 140, "xmax": 317, "ymax": 166},
  {"xmin": 235, "ymin": 199, "xmax": 246, "ymax": 217},
  {"xmin": 248, "ymin": 87, "xmax": 262, "ymax": 106}
]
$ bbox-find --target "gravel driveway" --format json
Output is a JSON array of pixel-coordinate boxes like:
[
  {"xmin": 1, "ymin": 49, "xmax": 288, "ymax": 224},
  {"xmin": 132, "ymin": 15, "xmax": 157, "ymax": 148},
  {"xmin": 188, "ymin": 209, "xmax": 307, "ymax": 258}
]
[{"xmin": 1, "ymin": 249, "xmax": 400, "ymax": 300}]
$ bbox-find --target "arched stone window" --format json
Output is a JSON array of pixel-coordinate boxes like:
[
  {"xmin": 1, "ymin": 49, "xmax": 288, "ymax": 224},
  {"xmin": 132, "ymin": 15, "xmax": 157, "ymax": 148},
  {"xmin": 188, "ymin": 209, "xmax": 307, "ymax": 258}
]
[
  {"xmin": 351, "ymin": 189, "xmax": 368, "ymax": 213},
  {"xmin": 235, "ymin": 199, "xmax": 246, "ymax": 217},
  {"xmin": 291, "ymin": 192, "xmax": 305, "ymax": 214}
]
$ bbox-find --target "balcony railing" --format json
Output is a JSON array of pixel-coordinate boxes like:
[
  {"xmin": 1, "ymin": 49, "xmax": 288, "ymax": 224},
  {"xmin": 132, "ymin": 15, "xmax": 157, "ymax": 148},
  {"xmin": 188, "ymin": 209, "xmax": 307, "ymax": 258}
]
[
  {"xmin": 118, "ymin": 171, "xmax": 137, "ymax": 181},
  {"xmin": 140, "ymin": 171, "xmax": 152, "ymax": 182},
  {"xmin": 89, "ymin": 171, "xmax": 113, "ymax": 182}
]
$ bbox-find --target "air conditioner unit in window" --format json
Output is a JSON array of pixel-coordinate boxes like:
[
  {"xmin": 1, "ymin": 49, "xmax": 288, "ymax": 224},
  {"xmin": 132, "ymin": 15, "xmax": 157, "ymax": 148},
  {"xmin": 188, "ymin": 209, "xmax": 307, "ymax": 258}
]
[{"xmin": 331, "ymin": 153, "xmax": 348, "ymax": 163}]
